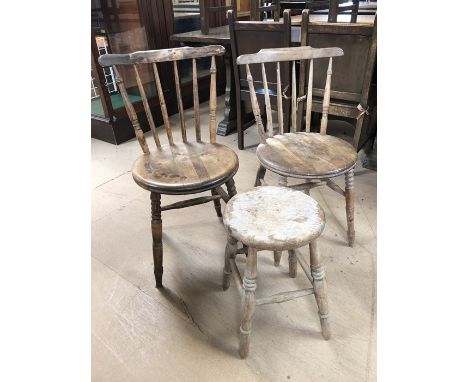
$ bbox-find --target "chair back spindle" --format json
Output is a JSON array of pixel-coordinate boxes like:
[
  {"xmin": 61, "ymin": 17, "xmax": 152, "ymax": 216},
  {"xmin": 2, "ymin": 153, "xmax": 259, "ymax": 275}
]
[
  {"xmin": 276, "ymin": 62, "xmax": 284, "ymax": 135},
  {"xmin": 133, "ymin": 65, "xmax": 162, "ymax": 149},
  {"xmin": 173, "ymin": 61, "xmax": 187, "ymax": 142},
  {"xmin": 236, "ymin": 46, "xmax": 343, "ymax": 142},
  {"xmin": 152, "ymin": 62, "xmax": 175, "ymax": 145},
  {"xmin": 245, "ymin": 64, "xmax": 267, "ymax": 144},
  {"xmin": 209, "ymin": 55, "xmax": 217, "ymax": 143},
  {"xmin": 261, "ymin": 63, "xmax": 273, "ymax": 137},
  {"xmin": 320, "ymin": 58, "xmax": 333, "ymax": 135},
  {"xmin": 305, "ymin": 59, "xmax": 313, "ymax": 133},
  {"xmin": 192, "ymin": 58, "xmax": 202, "ymax": 142},
  {"xmin": 98, "ymin": 45, "xmax": 225, "ymax": 153},
  {"xmin": 112, "ymin": 65, "xmax": 150, "ymax": 153},
  {"xmin": 291, "ymin": 62, "xmax": 297, "ymax": 133}
]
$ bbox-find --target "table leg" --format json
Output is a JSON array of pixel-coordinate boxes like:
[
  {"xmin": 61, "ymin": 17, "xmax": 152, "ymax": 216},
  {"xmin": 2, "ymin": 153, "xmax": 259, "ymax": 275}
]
[{"xmin": 217, "ymin": 45, "xmax": 237, "ymax": 136}]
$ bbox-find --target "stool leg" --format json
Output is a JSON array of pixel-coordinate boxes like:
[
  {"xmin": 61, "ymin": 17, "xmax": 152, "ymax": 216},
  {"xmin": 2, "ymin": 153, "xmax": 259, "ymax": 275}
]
[
  {"xmin": 274, "ymin": 177, "xmax": 287, "ymax": 270},
  {"xmin": 345, "ymin": 168, "xmax": 355, "ymax": 247},
  {"xmin": 223, "ymin": 236, "xmax": 237, "ymax": 290},
  {"xmin": 278, "ymin": 176, "xmax": 288, "ymax": 187},
  {"xmin": 288, "ymin": 250, "xmax": 297, "ymax": 278},
  {"xmin": 309, "ymin": 240, "xmax": 330, "ymax": 340},
  {"xmin": 273, "ymin": 251, "xmax": 282, "ymax": 267},
  {"xmin": 151, "ymin": 192, "xmax": 163, "ymax": 288},
  {"xmin": 239, "ymin": 247, "xmax": 257, "ymax": 359}
]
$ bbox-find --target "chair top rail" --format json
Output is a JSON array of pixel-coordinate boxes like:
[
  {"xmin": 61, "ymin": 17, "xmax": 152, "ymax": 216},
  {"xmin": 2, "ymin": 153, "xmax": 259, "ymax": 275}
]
[
  {"xmin": 306, "ymin": 21, "xmax": 374, "ymax": 35},
  {"xmin": 99, "ymin": 45, "xmax": 225, "ymax": 67},
  {"xmin": 233, "ymin": 21, "xmax": 287, "ymax": 30},
  {"xmin": 236, "ymin": 46, "xmax": 343, "ymax": 65}
]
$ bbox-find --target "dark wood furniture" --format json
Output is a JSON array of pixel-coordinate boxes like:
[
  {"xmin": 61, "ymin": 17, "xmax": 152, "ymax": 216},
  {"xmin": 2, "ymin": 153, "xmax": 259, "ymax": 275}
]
[
  {"xmin": 305, "ymin": 0, "xmax": 359, "ymax": 22},
  {"xmin": 92, "ymin": 0, "xmax": 223, "ymax": 145},
  {"xmin": 237, "ymin": 46, "xmax": 358, "ymax": 246},
  {"xmin": 199, "ymin": 0, "xmax": 237, "ymax": 34},
  {"xmin": 98, "ymin": 45, "xmax": 239, "ymax": 288},
  {"xmin": 299, "ymin": 10, "xmax": 377, "ymax": 149},
  {"xmin": 250, "ymin": 0, "xmax": 281, "ymax": 21},
  {"xmin": 229, "ymin": 9, "xmax": 293, "ymax": 150},
  {"xmin": 223, "ymin": 186, "xmax": 329, "ymax": 358}
]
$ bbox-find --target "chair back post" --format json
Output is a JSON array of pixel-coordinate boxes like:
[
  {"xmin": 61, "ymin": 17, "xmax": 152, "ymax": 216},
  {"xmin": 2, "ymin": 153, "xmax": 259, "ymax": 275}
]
[
  {"xmin": 98, "ymin": 45, "xmax": 226, "ymax": 152},
  {"xmin": 352, "ymin": 14, "xmax": 377, "ymax": 148},
  {"xmin": 251, "ymin": 0, "xmax": 281, "ymax": 21},
  {"xmin": 236, "ymin": 46, "xmax": 343, "ymax": 143},
  {"xmin": 200, "ymin": 0, "xmax": 238, "ymax": 35}
]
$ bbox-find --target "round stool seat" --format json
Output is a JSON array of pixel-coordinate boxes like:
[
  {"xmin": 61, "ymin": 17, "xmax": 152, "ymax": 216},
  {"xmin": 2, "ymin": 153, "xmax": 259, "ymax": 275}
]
[{"xmin": 223, "ymin": 186, "xmax": 325, "ymax": 251}]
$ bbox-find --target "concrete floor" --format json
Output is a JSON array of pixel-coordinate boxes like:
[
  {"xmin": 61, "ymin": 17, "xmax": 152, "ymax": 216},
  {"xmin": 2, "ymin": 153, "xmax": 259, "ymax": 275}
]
[{"xmin": 92, "ymin": 97, "xmax": 376, "ymax": 381}]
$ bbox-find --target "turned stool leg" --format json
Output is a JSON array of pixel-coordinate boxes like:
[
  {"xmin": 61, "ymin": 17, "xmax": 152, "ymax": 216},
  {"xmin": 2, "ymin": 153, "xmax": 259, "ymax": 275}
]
[
  {"xmin": 278, "ymin": 176, "xmax": 288, "ymax": 187},
  {"xmin": 211, "ymin": 189, "xmax": 223, "ymax": 218},
  {"xmin": 239, "ymin": 247, "xmax": 257, "ymax": 359},
  {"xmin": 151, "ymin": 192, "xmax": 163, "ymax": 288},
  {"xmin": 273, "ymin": 176, "xmax": 288, "ymax": 269},
  {"xmin": 345, "ymin": 168, "xmax": 355, "ymax": 247},
  {"xmin": 309, "ymin": 240, "xmax": 330, "ymax": 340},
  {"xmin": 254, "ymin": 165, "xmax": 266, "ymax": 187},
  {"xmin": 226, "ymin": 178, "xmax": 237, "ymax": 199},
  {"xmin": 273, "ymin": 251, "xmax": 282, "ymax": 266},
  {"xmin": 288, "ymin": 250, "xmax": 297, "ymax": 278},
  {"xmin": 222, "ymin": 236, "xmax": 237, "ymax": 290}
]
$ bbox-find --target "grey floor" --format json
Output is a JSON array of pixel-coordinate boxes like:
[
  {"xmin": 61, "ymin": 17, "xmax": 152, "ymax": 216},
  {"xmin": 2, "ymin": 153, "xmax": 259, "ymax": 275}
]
[{"xmin": 92, "ymin": 97, "xmax": 377, "ymax": 381}]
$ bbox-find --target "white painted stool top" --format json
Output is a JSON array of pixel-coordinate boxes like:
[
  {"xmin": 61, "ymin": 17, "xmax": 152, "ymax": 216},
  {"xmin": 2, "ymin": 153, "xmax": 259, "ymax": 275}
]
[{"xmin": 223, "ymin": 186, "xmax": 325, "ymax": 250}]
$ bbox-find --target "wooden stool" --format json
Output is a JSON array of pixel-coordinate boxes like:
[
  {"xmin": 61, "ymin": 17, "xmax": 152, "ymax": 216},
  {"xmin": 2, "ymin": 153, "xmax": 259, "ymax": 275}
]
[{"xmin": 222, "ymin": 186, "xmax": 330, "ymax": 359}]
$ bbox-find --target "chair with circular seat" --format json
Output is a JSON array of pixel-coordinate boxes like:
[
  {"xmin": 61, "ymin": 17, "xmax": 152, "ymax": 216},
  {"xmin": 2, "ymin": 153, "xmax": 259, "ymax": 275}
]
[
  {"xmin": 236, "ymin": 46, "xmax": 357, "ymax": 253},
  {"xmin": 99, "ymin": 45, "xmax": 239, "ymax": 288},
  {"xmin": 222, "ymin": 186, "xmax": 330, "ymax": 359}
]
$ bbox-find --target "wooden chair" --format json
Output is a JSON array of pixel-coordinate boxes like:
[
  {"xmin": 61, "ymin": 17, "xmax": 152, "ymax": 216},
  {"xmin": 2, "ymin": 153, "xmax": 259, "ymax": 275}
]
[
  {"xmin": 98, "ymin": 45, "xmax": 239, "ymax": 288},
  {"xmin": 236, "ymin": 46, "xmax": 358, "ymax": 247},
  {"xmin": 250, "ymin": 0, "xmax": 281, "ymax": 21},
  {"xmin": 223, "ymin": 186, "xmax": 329, "ymax": 358},
  {"xmin": 228, "ymin": 9, "xmax": 292, "ymax": 150},
  {"xmin": 199, "ymin": 0, "xmax": 238, "ymax": 34},
  {"xmin": 299, "ymin": 10, "xmax": 377, "ymax": 150},
  {"xmin": 306, "ymin": 0, "xmax": 360, "ymax": 23}
]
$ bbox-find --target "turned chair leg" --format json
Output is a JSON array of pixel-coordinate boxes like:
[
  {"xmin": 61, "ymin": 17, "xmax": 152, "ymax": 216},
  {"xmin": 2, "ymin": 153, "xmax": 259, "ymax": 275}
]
[
  {"xmin": 239, "ymin": 247, "xmax": 257, "ymax": 359},
  {"xmin": 345, "ymin": 168, "xmax": 355, "ymax": 247},
  {"xmin": 226, "ymin": 178, "xmax": 237, "ymax": 199},
  {"xmin": 211, "ymin": 189, "xmax": 222, "ymax": 218},
  {"xmin": 309, "ymin": 240, "xmax": 330, "ymax": 340},
  {"xmin": 151, "ymin": 192, "xmax": 163, "ymax": 288},
  {"xmin": 288, "ymin": 250, "xmax": 297, "ymax": 278},
  {"xmin": 254, "ymin": 165, "xmax": 266, "ymax": 187},
  {"xmin": 223, "ymin": 235, "xmax": 237, "ymax": 290},
  {"xmin": 273, "ymin": 251, "xmax": 282, "ymax": 266}
]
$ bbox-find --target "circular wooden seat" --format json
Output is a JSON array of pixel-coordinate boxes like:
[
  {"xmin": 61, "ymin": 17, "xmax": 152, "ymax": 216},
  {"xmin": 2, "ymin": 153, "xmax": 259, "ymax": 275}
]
[
  {"xmin": 223, "ymin": 186, "xmax": 325, "ymax": 251},
  {"xmin": 132, "ymin": 142, "xmax": 239, "ymax": 195},
  {"xmin": 256, "ymin": 132, "xmax": 358, "ymax": 178}
]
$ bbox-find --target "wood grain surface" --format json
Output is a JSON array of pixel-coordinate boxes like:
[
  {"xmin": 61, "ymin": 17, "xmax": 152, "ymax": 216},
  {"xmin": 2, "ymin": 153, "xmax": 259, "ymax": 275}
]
[
  {"xmin": 256, "ymin": 132, "xmax": 357, "ymax": 178},
  {"xmin": 132, "ymin": 142, "xmax": 239, "ymax": 195},
  {"xmin": 223, "ymin": 186, "xmax": 325, "ymax": 250}
]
